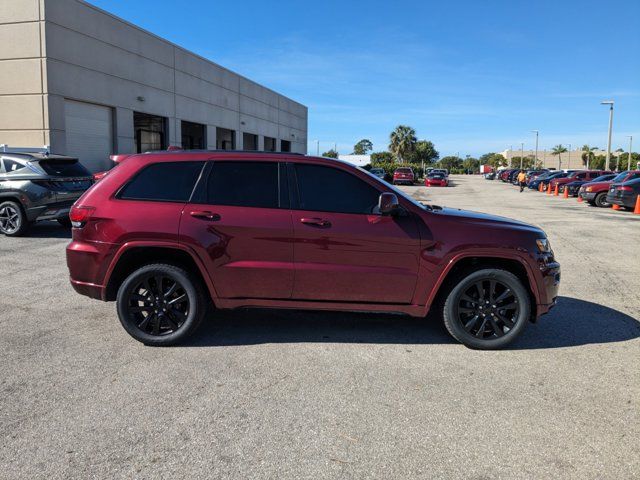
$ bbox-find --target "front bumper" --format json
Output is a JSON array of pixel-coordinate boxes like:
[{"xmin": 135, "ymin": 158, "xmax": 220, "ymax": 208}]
[
  {"xmin": 537, "ymin": 260, "xmax": 561, "ymax": 318},
  {"xmin": 579, "ymin": 191, "xmax": 598, "ymax": 201}
]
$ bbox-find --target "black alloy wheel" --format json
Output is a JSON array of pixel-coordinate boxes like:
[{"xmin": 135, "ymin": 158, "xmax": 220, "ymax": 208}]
[
  {"xmin": 0, "ymin": 201, "xmax": 28, "ymax": 236},
  {"xmin": 443, "ymin": 269, "xmax": 530, "ymax": 349},
  {"xmin": 116, "ymin": 264, "xmax": 206, "ymax": 346}
]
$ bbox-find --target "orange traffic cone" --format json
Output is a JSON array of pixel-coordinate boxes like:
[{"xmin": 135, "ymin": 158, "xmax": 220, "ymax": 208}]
[
  {"xmin": 539, "ymin": 182, "xmax": 543, "ymax": 192},
  {"xmin": 546, "ymin": 183, "xmax": 552, "ymax": 195},
  {"xmin": 634, "ymin": 195, "xmax": 640, "ymax": 214},
  {"xmin": 577, "ymin": 195, "xmax": 583, "ymax": 203},
  {"xmin": 563, "ymin": 187, "xmax": 569, "ymax": 199},
  {"xmin": 554, "ymin": 184, "xmax": 559, "ymax": 196},
  {"xmin": 612, "ymin": 204, "xmax": 620, "ymax": 210}
]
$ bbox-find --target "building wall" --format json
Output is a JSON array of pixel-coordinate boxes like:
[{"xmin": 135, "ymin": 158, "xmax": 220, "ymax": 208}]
[
  {"xmin": 1, "ymin": 0, "xmax": 307, "ymax": 171},
  {"xmin": 0, "ymin": 0, "xmax": 48, "ymax": 148},
  {"xmin": 499, "ymin": 149, "xmax": 623, "ymax": 170}
]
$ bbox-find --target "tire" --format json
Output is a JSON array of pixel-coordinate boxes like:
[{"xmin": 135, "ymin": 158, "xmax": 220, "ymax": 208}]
[
  {"xmin": 116, "ymin": 263, "xmax": 207, "ymax": 346},
  {"xmin": 586, "ymin": 200, "xmax": 596, "ymax": 206},
  {"xmin": 594, "ymin": 192, "xmax": 609, "ymax": 208},
  {"xmin": 0, "ymin": 200, "xmax": 30, "ymax": 236},
  {"xmin": 57, "ymin": 217, "xmax": 72, "ymax": 228},
  {"xmin": 442, "ymin": 268, "xmax": 530, "ymax": 350}
]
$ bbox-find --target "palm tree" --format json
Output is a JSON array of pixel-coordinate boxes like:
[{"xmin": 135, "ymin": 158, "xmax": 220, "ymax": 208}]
[
  {"xmin": 551, "ymin": 144, "xmax": 568, "ymax": 169},
  {"xmin": 389, "ymin": 125, "xmax": 417, "ymax": 163},
  {"xmin": 581, "ymin": 145, "xmax": 597, "ymax": 168}
]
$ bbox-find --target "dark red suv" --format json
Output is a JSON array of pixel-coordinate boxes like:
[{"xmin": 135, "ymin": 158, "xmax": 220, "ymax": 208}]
[{"xmin": 67, "ymin": 152, "xmax": 560, "ymax": 349}]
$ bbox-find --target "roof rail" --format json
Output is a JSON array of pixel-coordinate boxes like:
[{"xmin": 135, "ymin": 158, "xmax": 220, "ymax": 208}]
[
  {"xmin": 143, "ymin": 148, "xmax": 305, "ymax": 156},
  {"xmin": 0, "ymin": 144, "xmax": 50, "ymax": 155}
]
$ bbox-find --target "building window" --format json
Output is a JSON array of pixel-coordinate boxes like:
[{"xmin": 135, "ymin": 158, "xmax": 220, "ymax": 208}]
[
  {"xmin": 134, "ymin": 112, "xmax": 166, "ymax": 153},
  {"xmin": 264, "ymin": 136, "xmax": 276, "ymax": 152},
  {"xmin": 280, "ymin": 139, "xmax": 291, "ymax": 152},
  {"xmin": 243, "ymin": 132, "xmax": 258, "ymax": 151},
  {"xmin": 216, "ymin": 127, "xmax": 235, "ymax": 150},
  {"xmin": 181, "ymin": 120, "xmax": 206, "ymax": 150}
]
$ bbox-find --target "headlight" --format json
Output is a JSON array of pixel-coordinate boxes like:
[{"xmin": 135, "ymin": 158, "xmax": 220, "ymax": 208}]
[
  {"xmin": 586, "ymin": 186, "xmax": 593, "ymax": 192},
  {"xmin": 536, "ymin": 238, "xmax": 552, "ymax": 253}
]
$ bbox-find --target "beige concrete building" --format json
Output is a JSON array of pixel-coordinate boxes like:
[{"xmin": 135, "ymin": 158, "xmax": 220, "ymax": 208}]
[
  {"xmin": 0, "ymin": 0, "xmax": 307, "ymax": 171},
  {"xmin": 499, "ymin": 148, "xmax": 623, "ymax": 170}
]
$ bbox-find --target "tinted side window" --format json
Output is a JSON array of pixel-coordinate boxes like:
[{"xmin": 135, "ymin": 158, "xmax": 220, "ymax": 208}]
[
  {"xmin": 119, "ymin": 161, "xmax": 204, "ymax": 202},
  {"xmin": 207, "ymin": 161, "xmax": 281, "ymax": 209},
  {"xmin": 294, "ymin": 164, "xmax": 380, "ymax": 214}
]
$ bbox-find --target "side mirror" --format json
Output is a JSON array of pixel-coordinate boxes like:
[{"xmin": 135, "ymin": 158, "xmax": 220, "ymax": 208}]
[{"xmin": 378, "ymin": 192, "xmax": 400, "ymax": 215}]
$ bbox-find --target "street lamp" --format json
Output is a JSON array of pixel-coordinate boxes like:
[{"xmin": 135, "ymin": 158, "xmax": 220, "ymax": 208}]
[
  {"xmin": 601, "ymin": 100, "xmax": 614, "ymax": 171},
  {"xmin": 568, "ymin": 144, "xmax": 571, "ymax": 169},
  {"xmin": 532, "ymin": 130, "xmax": 539, "ymax": 166},
  {"xmin": 627, "ymin": 135, "xmax": 633, "ymax": 171},
  {"xmin": 520, "ymin": 142, "xmax": 524, "ymax": 169}
]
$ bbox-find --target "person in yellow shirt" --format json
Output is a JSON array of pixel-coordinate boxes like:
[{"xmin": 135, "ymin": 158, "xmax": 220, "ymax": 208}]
[{"xmin": 517, "ymin": 170, "xmax": 527, "ymax": 192}]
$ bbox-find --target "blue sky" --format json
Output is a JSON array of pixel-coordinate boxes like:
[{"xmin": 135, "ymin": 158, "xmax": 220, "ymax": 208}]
[{"xmin": 90, "ymin": 0, "xmax": 640, "ymax": 157}]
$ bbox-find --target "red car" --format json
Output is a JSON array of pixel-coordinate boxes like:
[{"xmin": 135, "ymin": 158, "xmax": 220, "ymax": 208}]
[
  {"xmin": 549, "ymin": 170, "xmax": 610, "ymax": 192},
  {"xmin": 578, "ymin": 170, "xmax": 640, "ymax": 207},
  {"xmin": 392, "ymin": 167, "xmax": 415, "ymax": 185},
  {"xmin": 92, "ymin": 154, "xmax": 134, "ymax": 181},
  {"xmin": 67, "ymin": 151, "xmax": 560, "ymax": 349},
  {"xmin": 425, "ymin": 173, "xmax": 448, "ymax": 187}
]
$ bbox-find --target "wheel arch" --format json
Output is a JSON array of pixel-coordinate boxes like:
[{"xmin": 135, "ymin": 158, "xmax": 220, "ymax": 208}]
[
  {"xmin": 427, "ymin": 255, "xmax": 539, "ymax": 321},
  {"xmin": 104, "ymin": 245, "xmax": 215, "ymax": 303}
]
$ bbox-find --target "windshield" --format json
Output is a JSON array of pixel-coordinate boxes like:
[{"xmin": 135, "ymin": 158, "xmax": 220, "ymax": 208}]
[
  {"xmin": 612, "ymin": 171, "xmax": 629, "ymax": 182},
  {"xmin": 592, "ymin": 174, "xmax": 615, "ymax": 182},
  {"xmin": 359, "ymin": 167, "xmax": 430, "ymax": 210}
]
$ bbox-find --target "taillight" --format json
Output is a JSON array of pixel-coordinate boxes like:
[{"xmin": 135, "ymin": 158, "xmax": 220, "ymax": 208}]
[
  {"xmin": 619, "ymin": 186, "xmax": 633, "ymax": 192},
  {"xmin": 93, "ymin": 171, "xmax": 107, "ymax": 181},
  {"xmin": 69, "ymin": 205, "xmax": 95, "ymax": 228}
]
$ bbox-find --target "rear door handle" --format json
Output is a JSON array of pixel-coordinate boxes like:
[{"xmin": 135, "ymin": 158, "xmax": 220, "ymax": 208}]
[
  {"xmin": 190, "ymin": 210, "xmax": 221, "ymax": 221},
  {"xmin": 300, "ymin": 217, "xmax": 331, "ymax": 227}
]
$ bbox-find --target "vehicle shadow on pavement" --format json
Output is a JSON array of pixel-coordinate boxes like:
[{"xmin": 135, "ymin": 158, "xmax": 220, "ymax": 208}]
[
  {"xmin": 512, "ymin": 296, "xmax": 640, "ymax": 349},
  {"xmin": 186, "ymin": 296, "xmax": 639, "ymax": 349},
  {"xmin": 24, "ymin": 223, "xmax": 71, "ymax": 239}
]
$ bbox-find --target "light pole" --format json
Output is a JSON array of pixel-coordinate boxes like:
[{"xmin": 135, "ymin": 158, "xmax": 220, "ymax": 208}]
[
  {"xmin": 315, "ymin": 140, "xmax": 319, "ymax": 156},
  {"xmin": 520, "ymin": 143, "xmax": 524, "ymax": 169},
  {"xmin": 509, "ymin": 145, "xmax": 513, "ymax": 167},
  {"xmin": 567, "ymin": 144, "xmax": 571, "ymax": 169},
  {"xmin": 627, "ymin": 135, "xmax": 633, "ymax": 171},
  {"xmin": 532, "ymin": 130, "xmax": 539, "ymax": 166},
  {"xmin": 601, "ymin": 100, "xmax": 614, "ymax": 171}
]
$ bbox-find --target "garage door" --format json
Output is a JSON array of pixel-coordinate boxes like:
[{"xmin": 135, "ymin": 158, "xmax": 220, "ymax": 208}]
[{"xmin": 65, "ymin": 100, "xmax": 113, "ymax": 172}]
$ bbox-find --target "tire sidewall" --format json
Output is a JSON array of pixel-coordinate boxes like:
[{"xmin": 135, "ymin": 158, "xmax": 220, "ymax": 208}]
[
  {"xmin": 116, "ymin": 264, "xmax": 204, "ymax": 346},
  {"xmin": 595, "ymin": 192, "xmax": 608, "ymax": 208},
  {"xmin": 443, "ymin": 268, "xmax": 530, "ymax": 349},
  {"xmin": 0, "ymin": 200, "xmax": 28, "ymax": 236}
]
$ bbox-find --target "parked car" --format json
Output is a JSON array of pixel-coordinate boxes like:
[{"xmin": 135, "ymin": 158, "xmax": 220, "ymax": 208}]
[
  {"xmin": 563, "ymin": 173, "xmax": 616, "ymax": 197},
  {"xmin": 392, "ymin": 167, "xmax": 415, "ymax": 185},
  {"xmin": 484, "ymin": 172, "xmax": 496, "ymax": 180},
  {"xmin": 578, "ymin": 170, "xmax": 640, "ymax": 207},
  {"xmin": 66, "ymin": 151, "xmax": 560, "ymax": 349},
  {"xmin": 508, "ymin": 169, "xmax": 522, "ymax": 184},
  {"xmin": 529, "ymin": 171, "xmax": 571, "ymax": 191},
  {"xmin": 551, "ymin": 170, "xmax": 611, "ymax": 193},
  {"xmin": 431, "ymin": 168, "xmax": 449, "ymax": 177},
  {"xmin": 499, "ymin": 169, "xmax": 516, "ymax": 182},
  {"xmin": 605, "ymin": 177, "xmax": 640, "ymax": 209},
  {"xmin": 370, "ymin": 167, "xmax": 385, "ymax": 180},
  {"xmin": 0, "ymin": 151, "xmax": 93, "ymax": 236},
  {"xmin": 525, "ymin": 169, "xmax": 548, "ymax": 182},
  {"xmin": 425, "ymin": 172, "xmax": 448, "ymax": 187}
]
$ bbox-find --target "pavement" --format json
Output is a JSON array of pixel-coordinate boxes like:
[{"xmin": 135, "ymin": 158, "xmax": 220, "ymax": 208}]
[{"xmin": 1, "ymin": 175, "xmax": 638, "ymax": 479}]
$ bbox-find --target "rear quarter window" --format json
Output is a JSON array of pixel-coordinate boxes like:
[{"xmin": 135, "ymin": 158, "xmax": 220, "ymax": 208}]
[
  {"xmin": 118, "ymin": 161, "xmax": 204, "ymax": 202},
  {"xmin": 38, "ymin": 159, "xmax": 89, "ymax": 177}
]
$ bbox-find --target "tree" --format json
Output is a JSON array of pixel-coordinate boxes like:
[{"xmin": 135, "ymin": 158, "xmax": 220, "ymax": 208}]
[
  {"xmin": 551, "ymin": 144, "xmax": 568, "ymax": 169},
  {"xmin": 618, "ymin": 152, "xmax": 640, "ymax": 170},
  {"xmin": 352, "ymin": 139, "xmax": 373, "ymax": 155},
  {"xmin": 581, "ymin": 145, "xmax": 597, "ymax": 168},
  {"xmin": 388, "ymin": 125, "xmax": 417, "ymax": 163},
  {"xmin": 407, "ymin": 140, "xmax": 439, "ymax": 164},
  {"xmin": 322, "ymin": 149, "xmax": 338, "ymax": 158},
  {"xmin": 438, "ymin": 156, "xmax": 462, "ymax": 172},
  {"xmin": 370, "ymin": 151, "xmax": 394, "ymax": 163},
  {"xmin": 479, "ymin": 152, "xmax": 507, "ymax": 169},
  {"xmin": 462, "ymin": 156, "xmax": 479, "ymax": 173}
]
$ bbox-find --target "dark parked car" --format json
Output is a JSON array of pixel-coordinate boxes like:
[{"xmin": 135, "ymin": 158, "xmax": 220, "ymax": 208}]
[
  {"xmin": 528, "ymin": 171, "xmax": 573, "ymax": 191},
  {"xmin": 67, "ymin": 151, "xmax": 560, "ymax": 350},
  {"xmin": 369, "ymin": 167, "xmax": 386, "ymax": 180},
  {"xmin": 606, "ymin": 177, "xmax": 640, "ymax": 209},
  {"xmin": 0, "ymin": 151, "xmax": 93, "ymax": 236},
  {"xmin": 551, "ymin": 170, "xmax": 611, "ymax": 193},
  {"xmin": 392, "ymin": 167, "xmax": 415, "ymax": 185},
  {"xmin": 484, "ymin": 172, "xmax": 496, "ymax": 180},
  {"xmin": 579, "ymin": 170, "xmax": 640, "ymax": 207},
  {"xmin": 563, "ymin": 173, "xmax": 616, "ymax": 197}
]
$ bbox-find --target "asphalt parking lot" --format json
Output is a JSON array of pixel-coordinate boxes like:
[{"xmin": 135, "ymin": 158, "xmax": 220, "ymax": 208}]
[{"xmin": 1, "ymin": 175, "xmax": 638, "ymax": 479}]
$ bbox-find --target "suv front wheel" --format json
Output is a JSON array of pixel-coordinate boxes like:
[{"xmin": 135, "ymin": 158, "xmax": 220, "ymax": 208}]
[
  {"xmin": 116, "ymin": 263, "xmax": 207, "ymax": 346},
  {"xmin": 443, "ymin": 268, "xmax": 530, "ymax": 349},
  {"xmin": 0, "ymin": 200, "xmax": 29, "ymax": 236}
]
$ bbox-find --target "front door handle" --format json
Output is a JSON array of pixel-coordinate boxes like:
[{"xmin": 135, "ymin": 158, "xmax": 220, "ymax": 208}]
[
  {"xmin": 190, "ymin": 210, "xmax": 221, "ymax": 221},
  {"xmin": 300, "ymin": 217, "xmax": 331, "ymax": 227}
]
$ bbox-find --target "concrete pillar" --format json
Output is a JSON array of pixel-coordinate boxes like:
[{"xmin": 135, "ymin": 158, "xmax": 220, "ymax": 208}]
[
  {"xmin": 235, "ymin": 130, "xmax": 242, "ymax": 150},
  {"xmin": 115, "ymin": 107, "xmax": 134, "ymax": 153},
  {"xmin": 258, "ymin": 135, "xmax": 265, "ymax": 151},
  {"xmin": 206, "ymin": 125, "xmax": 216, "ymax": 150}
]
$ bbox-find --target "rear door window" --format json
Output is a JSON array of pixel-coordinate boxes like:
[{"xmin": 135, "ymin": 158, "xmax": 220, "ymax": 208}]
[
  {"xmin": 119, "ymin": 161, "xmax": 204, "ymax": 202},
  {"xmin": 294, "ymin": 164, "xmax": 380, "ymax": 214},
  {"xmin": 2, "ymin": 159, "xmax": 26, "ymax": 173},
  {"xmin": 206, "ymin": 161, "xmax": 285, "ymax": 209}
]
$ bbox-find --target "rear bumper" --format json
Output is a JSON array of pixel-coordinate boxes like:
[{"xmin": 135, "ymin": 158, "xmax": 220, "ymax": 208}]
[
  {"xmin": 66, "ymin": 239, "xmax": 118, "ymax": 301},
  {"xmin": 70, "ymin": 278, "xmax": 104, "ymax": 300},
  {"xmin": 606, "ymin": 193, "xmax": 634, "ymax": 208}
]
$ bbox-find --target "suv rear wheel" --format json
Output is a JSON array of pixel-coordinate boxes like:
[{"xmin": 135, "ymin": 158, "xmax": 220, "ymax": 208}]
[
  {"xmin": 443, "ymin": 268, "xmax": 530, "ymax": 349},
  {"xmin": 0, "ymin": 200, "xmax": 29, "ymax": 236},
  {"xmin": 116, "ymin": 263, "xmax": 207, "ymax": 346}
]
